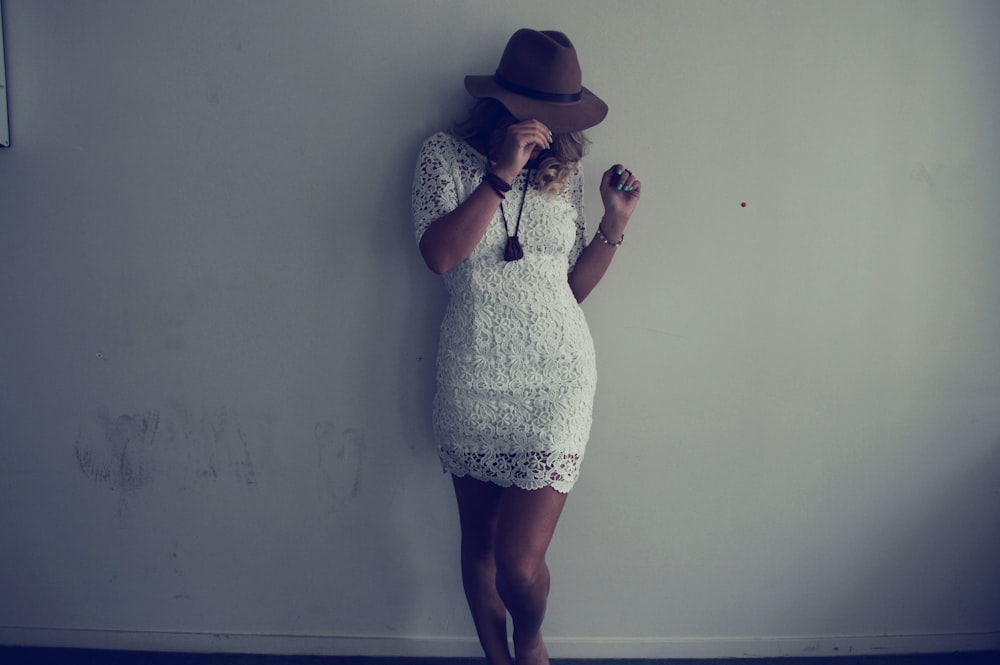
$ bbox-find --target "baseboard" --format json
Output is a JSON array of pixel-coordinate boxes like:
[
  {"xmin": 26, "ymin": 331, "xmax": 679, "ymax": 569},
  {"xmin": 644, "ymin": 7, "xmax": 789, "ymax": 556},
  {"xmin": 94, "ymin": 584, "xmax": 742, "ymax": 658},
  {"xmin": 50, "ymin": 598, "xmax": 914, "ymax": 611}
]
[{"xmin": 1, "ymin": 625, "xmax": 998, "ymax": 659}]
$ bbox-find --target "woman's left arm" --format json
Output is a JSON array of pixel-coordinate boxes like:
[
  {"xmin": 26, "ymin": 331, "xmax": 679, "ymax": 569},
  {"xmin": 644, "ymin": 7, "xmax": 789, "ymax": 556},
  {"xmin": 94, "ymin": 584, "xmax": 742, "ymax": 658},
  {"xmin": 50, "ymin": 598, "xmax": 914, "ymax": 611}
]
[{"xmin": 568, "ymin": 164, "xmax": 641, "ymax": 303}]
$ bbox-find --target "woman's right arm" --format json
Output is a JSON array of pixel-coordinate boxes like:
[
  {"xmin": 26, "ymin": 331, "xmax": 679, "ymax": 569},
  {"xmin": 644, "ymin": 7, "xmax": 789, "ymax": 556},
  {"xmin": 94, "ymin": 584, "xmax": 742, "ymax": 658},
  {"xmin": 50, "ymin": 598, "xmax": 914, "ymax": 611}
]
[
  {"xmin": 417, "ymin": 120, "xmax": 551, "ymax": 274},
  {"xmin": 418, "ymin": 180, "xmax": 504, "ymax": 275}
]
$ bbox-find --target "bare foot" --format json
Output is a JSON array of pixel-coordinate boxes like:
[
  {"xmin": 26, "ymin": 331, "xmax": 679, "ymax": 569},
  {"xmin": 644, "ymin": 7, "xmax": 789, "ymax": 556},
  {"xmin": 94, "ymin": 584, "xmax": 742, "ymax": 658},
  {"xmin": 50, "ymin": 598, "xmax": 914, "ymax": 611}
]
[
  {"xmin": 513, "ymin": 632, "xmax": 548, "ymax": 665},
  {"xmin": 487, "ymin": 653, "xmax": 515, "ymax": 665}
]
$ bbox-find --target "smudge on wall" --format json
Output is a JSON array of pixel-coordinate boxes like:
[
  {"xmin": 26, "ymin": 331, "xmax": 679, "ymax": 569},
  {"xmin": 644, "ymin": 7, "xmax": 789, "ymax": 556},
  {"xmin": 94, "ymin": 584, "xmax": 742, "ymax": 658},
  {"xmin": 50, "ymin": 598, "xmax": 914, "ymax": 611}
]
[
  {"xmin": 75, "ymin": 407, "xmax": 159, "ymax": 495},
  {"xmin": 231, "ymin": 423, "xmax": 258, "ymax": 487},
  {"xmin": 161, "ymin": 401, "xmax": 261, "ymax": 489},
  {"xmin": 75, "ymin": 402, "xmax": 263, "ymax": 509},
  {"xmin": 163, "ymin": 401, "xmax": 251, "ymax": 486},
  {"xmin": 315, "ymin": 421, "xmax": 366, "ymax": 510},
  {"xmin": 74, "ymin": 404, "xmax": 370, "ymax": 518}
]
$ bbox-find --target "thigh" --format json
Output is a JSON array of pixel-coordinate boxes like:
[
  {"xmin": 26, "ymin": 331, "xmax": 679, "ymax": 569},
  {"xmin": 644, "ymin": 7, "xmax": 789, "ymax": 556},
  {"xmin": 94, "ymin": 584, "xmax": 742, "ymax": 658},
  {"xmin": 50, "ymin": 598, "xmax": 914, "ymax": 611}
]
[
  {"xmin": 452, "ymin": 474, "xmax": 505, "ymax": 553},
  {"xmin": 495, "ymin": 486, "xmax": 569, "ymax": 572}
]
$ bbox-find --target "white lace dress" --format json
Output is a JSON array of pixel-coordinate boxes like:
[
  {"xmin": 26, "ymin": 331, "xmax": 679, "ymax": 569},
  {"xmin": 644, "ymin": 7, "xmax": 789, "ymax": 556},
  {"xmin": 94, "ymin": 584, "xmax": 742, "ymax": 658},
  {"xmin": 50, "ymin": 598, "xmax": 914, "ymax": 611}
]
[{"xmin": 412, "ymin": 132, "xmax": 597, "ymax": 493}]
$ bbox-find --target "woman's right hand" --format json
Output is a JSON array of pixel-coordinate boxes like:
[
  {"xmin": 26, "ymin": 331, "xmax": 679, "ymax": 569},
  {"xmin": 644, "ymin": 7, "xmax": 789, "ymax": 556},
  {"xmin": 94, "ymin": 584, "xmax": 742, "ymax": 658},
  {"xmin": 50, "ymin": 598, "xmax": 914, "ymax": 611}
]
[{"xmin": 490, "ymin": 119, "xmax": 552, "ymax": 182}]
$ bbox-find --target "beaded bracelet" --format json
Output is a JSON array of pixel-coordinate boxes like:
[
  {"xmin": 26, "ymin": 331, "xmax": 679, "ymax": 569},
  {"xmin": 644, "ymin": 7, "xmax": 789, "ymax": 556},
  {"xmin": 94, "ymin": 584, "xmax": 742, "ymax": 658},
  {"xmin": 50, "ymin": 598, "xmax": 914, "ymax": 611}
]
[
  {"xmin": 597, "ymin": 225, "xmax": 624, "ymax": 247},
  {"xmin": 482, "ymin": 172, "xmax": 512, "ymax": 198}
]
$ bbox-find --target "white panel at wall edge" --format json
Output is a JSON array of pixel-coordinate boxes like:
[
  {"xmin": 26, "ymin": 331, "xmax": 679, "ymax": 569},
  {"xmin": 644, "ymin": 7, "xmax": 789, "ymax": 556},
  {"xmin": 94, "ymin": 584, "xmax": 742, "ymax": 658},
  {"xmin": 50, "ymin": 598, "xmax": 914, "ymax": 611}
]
[
  {"xmin": 0, "ymin": 3, "xmax": 8, "ymax": 147},
  {"xmin": 1, "ymin": 627, "xmax": 997, "ymax": 658}
]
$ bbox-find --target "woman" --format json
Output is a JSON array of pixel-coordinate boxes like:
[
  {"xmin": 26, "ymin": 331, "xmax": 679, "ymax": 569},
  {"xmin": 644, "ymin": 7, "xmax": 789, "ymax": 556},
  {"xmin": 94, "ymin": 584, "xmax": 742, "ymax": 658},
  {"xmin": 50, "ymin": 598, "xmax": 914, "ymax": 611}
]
[{"xmin": 412, "ymin": 29, "xmax": 640, "ymax": 665}]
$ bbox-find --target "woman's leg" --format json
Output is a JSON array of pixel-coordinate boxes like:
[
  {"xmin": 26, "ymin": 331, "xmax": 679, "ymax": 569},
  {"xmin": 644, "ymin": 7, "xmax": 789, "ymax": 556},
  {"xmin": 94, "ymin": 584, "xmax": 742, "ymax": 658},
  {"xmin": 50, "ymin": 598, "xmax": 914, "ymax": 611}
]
[
  {"xmin": 494, "ymin": 485, "xmax": 569, "ymax": 665},
  {"xmin": 452, "ymin": 474, "xmax": 513, "ymax": 665}
]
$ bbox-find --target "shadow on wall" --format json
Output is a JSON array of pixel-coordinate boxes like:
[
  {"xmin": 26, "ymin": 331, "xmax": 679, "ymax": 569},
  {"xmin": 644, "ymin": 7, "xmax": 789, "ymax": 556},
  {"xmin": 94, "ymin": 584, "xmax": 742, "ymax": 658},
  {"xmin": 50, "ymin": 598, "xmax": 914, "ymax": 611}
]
[
  {"xmin": 827, "ymin": 438, "xmax": 1000, "ymax": 635},
  {"xmin": 344, "ymin": 125, "xmax": 449, "ymax": 634}
]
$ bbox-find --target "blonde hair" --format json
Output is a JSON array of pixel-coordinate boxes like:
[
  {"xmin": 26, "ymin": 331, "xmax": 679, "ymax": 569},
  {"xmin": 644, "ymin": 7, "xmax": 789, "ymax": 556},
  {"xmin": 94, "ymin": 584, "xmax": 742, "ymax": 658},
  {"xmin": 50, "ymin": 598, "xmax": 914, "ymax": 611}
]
[{"xmin": 453, "ymin": 99, "xmax": 589, "ymax": 195}]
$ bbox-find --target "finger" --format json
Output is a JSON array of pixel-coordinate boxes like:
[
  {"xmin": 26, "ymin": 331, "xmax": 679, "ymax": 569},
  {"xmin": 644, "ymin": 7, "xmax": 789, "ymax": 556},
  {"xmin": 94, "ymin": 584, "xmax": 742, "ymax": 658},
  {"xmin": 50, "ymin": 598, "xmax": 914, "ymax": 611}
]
[
  {"xmin": 514, "ymin": 127, "xmax": 550, "ymax": 153},
  {"xmin": 601, "ymin": 165, "xmax": 620, "ymax": 189},
  {"xmin": 606, "ymin": 164, "xmax": 624, "ymax": 188},
  {"xmin": 535, "ymin": 124, "xmax": 553, "ymax": 151},
  {"xmin": 525, "ymin": 118, "xmax": 552, "ymax": 140},
  {"xmin": 617, "ymin": 167, "xmax": 639, "ymax": 193},
  {"xmin": 614, "ymin": 166, "xmax": 633, "ymax": 191},
  {"xmin": 513, "ymin": 119, "xmax": 552, "ymax": 147},
  {"xmin": 628, "ymin": 179, "xmax": 641, "ymax": 197}
]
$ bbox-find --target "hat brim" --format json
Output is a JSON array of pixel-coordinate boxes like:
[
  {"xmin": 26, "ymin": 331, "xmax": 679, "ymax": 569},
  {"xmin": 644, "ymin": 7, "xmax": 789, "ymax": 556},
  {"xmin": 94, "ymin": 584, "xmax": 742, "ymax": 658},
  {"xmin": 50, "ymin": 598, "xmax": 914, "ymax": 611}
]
[{"xmin": 464, "ymin": 74, "xmax": 608, "ymax": 133}]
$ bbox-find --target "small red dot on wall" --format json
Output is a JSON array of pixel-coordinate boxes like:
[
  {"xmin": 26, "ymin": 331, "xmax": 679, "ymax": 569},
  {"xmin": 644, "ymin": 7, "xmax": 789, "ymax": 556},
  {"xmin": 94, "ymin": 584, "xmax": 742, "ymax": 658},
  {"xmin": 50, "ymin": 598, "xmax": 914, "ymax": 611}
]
[{"xmin": 741, "ymin": 202, "xmax": 747, "ymax": 207}]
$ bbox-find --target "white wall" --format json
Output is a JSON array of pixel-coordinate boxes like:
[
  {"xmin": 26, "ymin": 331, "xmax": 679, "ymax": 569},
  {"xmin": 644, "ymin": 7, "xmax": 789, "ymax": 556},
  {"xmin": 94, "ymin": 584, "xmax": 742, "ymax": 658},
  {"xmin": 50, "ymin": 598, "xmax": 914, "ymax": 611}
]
[{"xmin": 1, "ymin": 0, "xmax": 998, "ymax": 659}]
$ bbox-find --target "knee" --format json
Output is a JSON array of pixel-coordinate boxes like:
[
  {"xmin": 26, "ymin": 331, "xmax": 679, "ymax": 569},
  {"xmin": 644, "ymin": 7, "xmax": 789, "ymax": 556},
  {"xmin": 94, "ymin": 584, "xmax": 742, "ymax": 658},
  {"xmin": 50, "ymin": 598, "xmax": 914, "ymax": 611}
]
[{"xmin": 495, "ymin": 549, "xmax": 546, "ymax": 590}]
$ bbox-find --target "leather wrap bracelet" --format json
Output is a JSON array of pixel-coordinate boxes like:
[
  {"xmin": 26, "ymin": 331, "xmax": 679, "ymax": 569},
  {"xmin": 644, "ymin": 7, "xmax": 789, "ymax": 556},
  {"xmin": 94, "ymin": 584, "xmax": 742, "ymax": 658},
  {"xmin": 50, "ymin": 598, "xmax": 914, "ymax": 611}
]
[{"xmin": 482, "ymin": 171, "xmax": 513, "ymax": 197}]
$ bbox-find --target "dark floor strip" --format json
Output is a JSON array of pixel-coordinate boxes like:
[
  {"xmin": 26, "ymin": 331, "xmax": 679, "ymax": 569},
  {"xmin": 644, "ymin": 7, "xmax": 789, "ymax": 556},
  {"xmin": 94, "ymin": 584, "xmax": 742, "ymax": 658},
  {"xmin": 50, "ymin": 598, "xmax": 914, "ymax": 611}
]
[{"xmin": 2, "ymin": 646, "xmax": 999, "ymax": 664}]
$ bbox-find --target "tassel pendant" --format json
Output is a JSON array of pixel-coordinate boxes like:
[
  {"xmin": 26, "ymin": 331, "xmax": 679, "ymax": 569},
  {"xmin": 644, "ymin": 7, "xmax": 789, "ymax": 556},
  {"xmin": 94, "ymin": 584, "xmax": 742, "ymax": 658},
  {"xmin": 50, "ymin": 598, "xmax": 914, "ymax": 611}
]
[{"xmin": 504, "ymin": 235, "xmax": 524, "ymax": 262}]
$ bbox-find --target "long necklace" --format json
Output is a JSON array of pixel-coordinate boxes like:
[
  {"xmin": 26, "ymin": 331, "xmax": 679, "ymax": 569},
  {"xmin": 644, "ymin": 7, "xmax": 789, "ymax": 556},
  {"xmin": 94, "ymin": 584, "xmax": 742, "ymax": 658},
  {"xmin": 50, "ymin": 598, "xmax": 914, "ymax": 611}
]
[{"xmin": 500, "ymin": 169, "xmax": 531, "ymax": 262}]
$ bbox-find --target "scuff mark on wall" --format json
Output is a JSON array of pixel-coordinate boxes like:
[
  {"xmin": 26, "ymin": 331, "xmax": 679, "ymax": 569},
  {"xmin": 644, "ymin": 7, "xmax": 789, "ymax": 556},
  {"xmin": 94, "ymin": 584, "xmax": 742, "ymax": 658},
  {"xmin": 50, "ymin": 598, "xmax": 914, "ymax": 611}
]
[
  {"xmin": 231, "ymin": 424, "xmax": 258, "ymax": 487},
  {"xmin": 75, "ymin": 401, "xmax": 267, "ymax": 513},
  {"xmin": 315, "ymin": 421, "xmax": 366, "ymax": 509},
  {"xmin": 75, "ymin": 407, "xmax": 160, "ymax": 508},
  {"xmin": 163, "ymin": 401, "xmax": 259, "ymax": 488},
  {"xmin": 165, "ymin": 400, "xmax": 225, "ymax": 482},
  {"xmin": 910, "ymin": 159, "xmax": 981, "ymax": 206}
]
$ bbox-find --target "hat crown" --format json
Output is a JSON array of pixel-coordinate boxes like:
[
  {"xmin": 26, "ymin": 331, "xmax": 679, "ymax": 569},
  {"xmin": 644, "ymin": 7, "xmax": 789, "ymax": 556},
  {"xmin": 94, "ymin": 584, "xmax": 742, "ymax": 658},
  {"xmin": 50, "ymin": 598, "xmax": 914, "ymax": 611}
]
[
  {"xmin": 495, "ymin": 29, "xmax": 582, "ymax": 96},
  {"xmin": 463, "ymin": 28, "xmax": 607, "ymax": 132}
]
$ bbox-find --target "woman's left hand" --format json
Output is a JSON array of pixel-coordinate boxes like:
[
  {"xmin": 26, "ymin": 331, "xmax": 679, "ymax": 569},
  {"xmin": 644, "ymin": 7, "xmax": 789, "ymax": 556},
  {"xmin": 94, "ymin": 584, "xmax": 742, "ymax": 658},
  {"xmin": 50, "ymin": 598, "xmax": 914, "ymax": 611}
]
[{"xmin": 599, "ymin": 164, "xmax": 641, "ymax": 233}]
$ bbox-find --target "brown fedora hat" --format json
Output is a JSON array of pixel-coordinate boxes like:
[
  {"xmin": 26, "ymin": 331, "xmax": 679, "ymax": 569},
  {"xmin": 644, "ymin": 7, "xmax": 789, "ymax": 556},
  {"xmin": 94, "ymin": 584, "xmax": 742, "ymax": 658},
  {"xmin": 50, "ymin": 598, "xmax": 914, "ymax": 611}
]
[{"xmin": 464, "ymin": 29, "xmax": 608, "ymax": 133}]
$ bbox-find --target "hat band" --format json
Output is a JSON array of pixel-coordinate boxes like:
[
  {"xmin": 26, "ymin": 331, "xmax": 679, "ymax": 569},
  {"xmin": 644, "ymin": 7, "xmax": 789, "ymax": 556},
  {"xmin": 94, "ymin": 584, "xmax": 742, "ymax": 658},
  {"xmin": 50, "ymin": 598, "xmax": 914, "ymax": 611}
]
[{"xmin": 494, "ymin": 72, "xmax": 582, "ymax": 103}]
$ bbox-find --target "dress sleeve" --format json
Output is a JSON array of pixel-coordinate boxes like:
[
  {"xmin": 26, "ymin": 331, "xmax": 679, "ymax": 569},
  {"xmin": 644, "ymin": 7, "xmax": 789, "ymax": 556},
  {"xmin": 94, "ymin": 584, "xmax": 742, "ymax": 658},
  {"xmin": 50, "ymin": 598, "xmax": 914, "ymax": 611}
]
[
  {"xmin": 412, "ymin": 132, "xmax": 459, "ymax": 244},
  {"xmin": 566, "ymin": 165, "xmax": 587, "ymax": 273}
]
